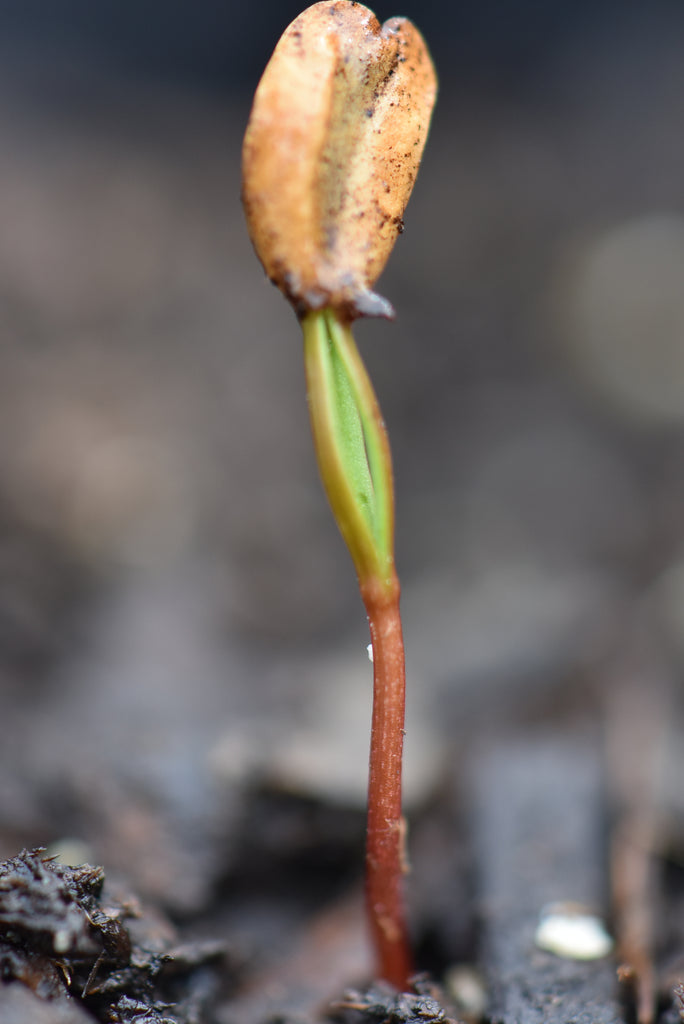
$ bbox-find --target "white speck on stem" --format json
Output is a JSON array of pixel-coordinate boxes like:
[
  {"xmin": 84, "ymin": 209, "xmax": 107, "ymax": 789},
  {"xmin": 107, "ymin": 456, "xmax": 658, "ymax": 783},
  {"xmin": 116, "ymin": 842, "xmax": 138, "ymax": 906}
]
[{"xmin": 367, "ymin": 642, "xmax": 374, "ymax": 663}]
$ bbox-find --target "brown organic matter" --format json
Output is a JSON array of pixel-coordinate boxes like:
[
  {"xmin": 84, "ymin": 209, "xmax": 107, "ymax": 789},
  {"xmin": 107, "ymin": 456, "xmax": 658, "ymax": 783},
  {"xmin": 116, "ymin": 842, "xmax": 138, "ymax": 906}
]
[
  {"xmin": 242, "ymin": 0, "xmax": 437, "ymax": 320},
  {"xmin": 0, "ymin": 849, "xmax": 228, "ymax": 1024}
]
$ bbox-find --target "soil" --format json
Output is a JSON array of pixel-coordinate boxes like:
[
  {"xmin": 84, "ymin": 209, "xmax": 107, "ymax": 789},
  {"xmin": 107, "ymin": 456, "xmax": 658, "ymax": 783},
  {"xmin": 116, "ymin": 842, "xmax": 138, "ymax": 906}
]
[{"xmin": 2, "ymin": 699, "xmax": 684, "ymax": 1024}]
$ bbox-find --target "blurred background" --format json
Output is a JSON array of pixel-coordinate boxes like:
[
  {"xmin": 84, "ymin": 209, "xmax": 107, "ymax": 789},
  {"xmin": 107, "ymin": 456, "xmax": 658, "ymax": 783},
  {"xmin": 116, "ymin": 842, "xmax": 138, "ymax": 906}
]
[{"xmin": 1, "ymin": 0, "xmax": 684, "ymax": 920}]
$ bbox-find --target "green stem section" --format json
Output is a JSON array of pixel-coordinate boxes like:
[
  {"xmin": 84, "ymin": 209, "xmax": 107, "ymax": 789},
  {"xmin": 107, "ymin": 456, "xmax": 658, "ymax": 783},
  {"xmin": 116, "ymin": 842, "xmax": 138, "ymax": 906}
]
[
  {"xmin": 302, "ymin": 307, "xmax": 412, "ymax": 990},
  {"xmin": 302, "ymin": 308, "xmax": 395, "ymax": 586}
]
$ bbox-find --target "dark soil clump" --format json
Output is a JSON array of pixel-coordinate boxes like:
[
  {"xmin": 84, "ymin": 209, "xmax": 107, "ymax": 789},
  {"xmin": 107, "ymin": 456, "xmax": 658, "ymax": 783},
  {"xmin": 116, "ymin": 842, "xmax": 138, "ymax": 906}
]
[{"xmin": 0, "ymin": 849, "xmax": 230, "ymax": 1024}]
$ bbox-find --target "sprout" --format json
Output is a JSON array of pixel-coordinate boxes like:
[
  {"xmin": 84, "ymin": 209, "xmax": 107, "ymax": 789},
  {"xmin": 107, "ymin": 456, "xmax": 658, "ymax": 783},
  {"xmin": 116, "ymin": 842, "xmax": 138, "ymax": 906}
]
[{"xmin": 242, "ymin": 0, "xmax": 436, "ymax": 991}]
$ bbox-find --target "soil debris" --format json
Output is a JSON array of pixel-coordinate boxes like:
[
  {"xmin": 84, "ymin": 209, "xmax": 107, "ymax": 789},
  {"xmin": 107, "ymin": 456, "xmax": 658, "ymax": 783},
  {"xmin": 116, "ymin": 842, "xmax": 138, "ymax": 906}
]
[
  {"xmin": 330, "ymin": 979, "xmax": 458, "ymax": 1024},
  {"xmin": 0, "ymin": 847, "xmax": 105, "ymax": 958},
  {"xmin": 0, "ymin": 849, "xmax": 230, "ymax": 1024},
  {"xmin": 470, "ymin": 735, "xmax": 626, "ymax": 1024}
]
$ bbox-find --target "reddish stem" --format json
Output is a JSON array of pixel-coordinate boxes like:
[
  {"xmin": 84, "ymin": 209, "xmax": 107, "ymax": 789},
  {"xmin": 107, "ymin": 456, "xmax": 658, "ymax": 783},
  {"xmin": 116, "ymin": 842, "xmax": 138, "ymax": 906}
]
[{"xmin": 362, "ymin": 574, "xmax": 412, "ymax": 991}]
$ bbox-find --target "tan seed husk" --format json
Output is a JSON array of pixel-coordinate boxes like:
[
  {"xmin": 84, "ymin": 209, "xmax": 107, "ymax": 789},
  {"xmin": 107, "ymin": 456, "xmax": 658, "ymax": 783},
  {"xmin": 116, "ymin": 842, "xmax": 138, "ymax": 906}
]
[{"xmin": 242, "ymin": 0, "xmax": 437, "ymax": 320}]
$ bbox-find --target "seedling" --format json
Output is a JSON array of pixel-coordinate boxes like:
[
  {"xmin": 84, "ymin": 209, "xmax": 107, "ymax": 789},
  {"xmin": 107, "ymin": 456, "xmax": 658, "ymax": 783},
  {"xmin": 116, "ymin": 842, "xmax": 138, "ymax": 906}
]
[{"xmin": 242, "ymin": 0, "xmax": 436, "ymax": 992}]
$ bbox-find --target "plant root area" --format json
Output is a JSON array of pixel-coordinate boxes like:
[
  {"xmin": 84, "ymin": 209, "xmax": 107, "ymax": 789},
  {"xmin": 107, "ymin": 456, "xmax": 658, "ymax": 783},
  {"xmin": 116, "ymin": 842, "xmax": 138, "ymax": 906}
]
[{"xmin": 4, "ymin": 704, "xmax": 684, "ymax": 1024}]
